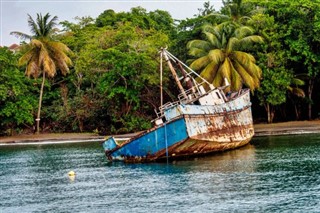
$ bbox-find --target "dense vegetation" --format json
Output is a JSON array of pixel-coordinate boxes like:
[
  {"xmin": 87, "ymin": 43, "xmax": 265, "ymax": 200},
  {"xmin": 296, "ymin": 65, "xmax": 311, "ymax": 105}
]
[{"xmin": 1, "ymin": 0, "xmax": 320, "ymax": 135}]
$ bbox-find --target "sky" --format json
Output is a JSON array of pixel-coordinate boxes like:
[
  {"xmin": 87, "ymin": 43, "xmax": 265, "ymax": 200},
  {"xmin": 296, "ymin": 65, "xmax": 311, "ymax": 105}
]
[{"xmin": 0, "ymin": 0, "xmax": 223, "ymax": 47}]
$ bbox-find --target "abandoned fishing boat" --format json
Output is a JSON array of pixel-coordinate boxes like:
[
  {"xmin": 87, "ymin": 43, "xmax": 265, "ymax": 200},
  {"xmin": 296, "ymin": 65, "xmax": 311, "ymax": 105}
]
[{"xmin": 103, "ymin": 48, "xmax": 254, "ymax": 162}]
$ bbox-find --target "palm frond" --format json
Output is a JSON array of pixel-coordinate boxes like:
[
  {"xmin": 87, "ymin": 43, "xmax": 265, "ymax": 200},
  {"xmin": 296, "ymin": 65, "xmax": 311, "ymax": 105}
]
[
  {"xmin": 226, "ymin": 37, "xmax": 239, "ymax": 53},
  {"xmin": 208, "ymin": 49, "xmax": 225, "ymax": 64},
  {"xmin": 18, "ymin": 48, "xmax": 35, "ymax": 66},
  {"xmin": 28, "ymin": 13, "xmax": 59, "ymax": 38},
  {"xmin": 31, "ymin": 39, "xmax": 44, "ymax": 48},
  {"xmin": 38, "ymin": 44, "xmax": 56, "ymax": 77},
  {"xmin": 232, "ymin": 51, "xmax": 256, "ymax": 63},
  {"xmin": 235, "ymin": 26, "xmax": 254, "ymax": 39},
  {"xmin": 291, "ymin": 78, "xmax": 305, "ymax": 86},
  {"xmin": 203, "ymin": 32, "xmax": 221, "ymax": 48},
  {"xmin": 202, "ymin": 23, "xmax": 216, "ymax": 34},
  {"xmin": 250, "ymin": 64, "xmax": 262, "ymax": 88},
  {"xmin": 234, "ymin": 55, "xmax": 261, "ymax": 82},
  {"xmin": 241, "ymin": 60, "xmax": 261, "ymax": 79},
  {"xmin": 26, "ymin": 60, "xmax": 39, "ymax": 77},
  {"xmin": 10, "ymin": 31, "xmax": 32, "ymax": 40},
  {"xmin": 287, "ymin": 86, "xmax": 305, "ymax": 98},
  {"xmin": 25, "ymin": 51, "xmax": 40, "ymax": 77},
  {"xmin": 232, "ymin": 52, "xmax": 262, "ymax": 90},
  {"xmin": 45, "ymin": 13, "xmax": 58, "ymax": 33},
  {"xmin": 233, "ymin": 60, "xmax": 255, "ymax": 90},
  {"xmin": 204, "ymin": 13, "xmax": 230, "ymax": 23},
  {"xmin": 213, "ymin": 59, "xmax": 233, "ymax": 88},
  {"xmin": 189, "ymin": 56, "xmax": 210, "ymax": 71},
  {"xmin": 238, "ymin": 35, "xmax": 264, "ymax": 50},
  {"xmin": 187, "ymin": 40, "xmax": 212, "ymax": 52},
  {"xmin": 221, "ymin": 32, "xmax": 227, "ymax": 48},
  {"xmin": 230, "ymin": 63, "xmax": 242, "ymax": 91},
  {"xmin": 200, "ymin": 61, "xmax": 220, "ymax": 83},
  {"xmin": 43, "ymin": 58, "xmax": 56, "ymax": 77},
  {"xmin": 220, "ymin": 58, "xmax": 232, "ymax": 79},
  {"xmin": 212, "ymin": 71, "xmax": 224, "ymax": 88},
  {"xmin": 47, "ymin": 41, "xmax": 73, "ymax": 75},
  {"xmin": 188, "ymin": 48, "xmax": 208, "ymax": 58},
  {"xmin": 49, "ymin": 41, "xmax": 72, "ymax": 53},
  {"xmin": 27, "ymin": 14, "xmax": 41, "ymax": 37},
  {"xmin": 238, "ymin": 16, "xmax": 252, "ymax": 23}
]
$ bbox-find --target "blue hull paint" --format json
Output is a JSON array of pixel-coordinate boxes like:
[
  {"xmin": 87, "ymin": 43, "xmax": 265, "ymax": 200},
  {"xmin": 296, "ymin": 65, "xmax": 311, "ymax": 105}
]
[{"xmin": 106, "ymin": 118, "xmax": 188, "ymax": 161}]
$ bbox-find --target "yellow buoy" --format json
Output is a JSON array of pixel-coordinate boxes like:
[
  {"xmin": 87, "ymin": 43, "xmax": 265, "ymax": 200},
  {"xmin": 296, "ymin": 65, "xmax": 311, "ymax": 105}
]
[{"xmin": 68, "ymin": 171, "xmax": 76, "ymax": 176}]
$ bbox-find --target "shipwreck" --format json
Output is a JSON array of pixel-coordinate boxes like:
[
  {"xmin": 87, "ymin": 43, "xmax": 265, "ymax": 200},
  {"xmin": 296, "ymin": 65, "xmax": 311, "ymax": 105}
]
[{"xmin": 102, "ymin": 48, "xmax": 254, "ymax": 162}]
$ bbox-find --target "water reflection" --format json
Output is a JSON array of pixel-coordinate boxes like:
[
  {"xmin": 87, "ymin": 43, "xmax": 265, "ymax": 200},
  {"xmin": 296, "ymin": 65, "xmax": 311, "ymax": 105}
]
[{"xmin": 172, "ymin": 144, "xmax": 256, "ymax": 173}]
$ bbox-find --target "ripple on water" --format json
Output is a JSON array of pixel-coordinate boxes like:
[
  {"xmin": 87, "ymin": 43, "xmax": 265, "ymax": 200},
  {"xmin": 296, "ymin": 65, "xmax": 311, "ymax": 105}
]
[{"xmin": 1, "ymin": 135, "xmax": 320, "ymax": 212}]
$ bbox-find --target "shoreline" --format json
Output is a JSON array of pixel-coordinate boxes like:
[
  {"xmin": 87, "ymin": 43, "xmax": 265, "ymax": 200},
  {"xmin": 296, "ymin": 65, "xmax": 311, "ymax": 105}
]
[
  {"xmin": 0, "ymin": 120, "xmax": 320, "ymax": 145},
  {"xmin": 253, "ymin": 120, "xmax": 320, "ymax": 136}
]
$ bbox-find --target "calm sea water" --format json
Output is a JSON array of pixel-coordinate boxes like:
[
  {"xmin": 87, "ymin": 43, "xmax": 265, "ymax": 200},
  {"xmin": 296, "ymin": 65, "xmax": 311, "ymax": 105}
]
[{"xmin": 1, "ymin": 134, "xmax": 320, "ymax": 213}]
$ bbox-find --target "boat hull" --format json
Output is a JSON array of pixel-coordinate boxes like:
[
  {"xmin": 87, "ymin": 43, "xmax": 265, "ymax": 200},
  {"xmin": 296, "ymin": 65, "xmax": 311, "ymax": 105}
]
[
  {"xmin": 103, "ymin": 90, "xmax": 254, "ymax": 163},
  {"xmin": 153, "ymin": 136, "xmax": 252, "ymax": 161},
  {"xmin": 104, "ymin": 117, "xmax": 189, "ymax": 162},
  {"xmin": 104, "ymin": 123, "xmax": 253, "ymax": 163}
]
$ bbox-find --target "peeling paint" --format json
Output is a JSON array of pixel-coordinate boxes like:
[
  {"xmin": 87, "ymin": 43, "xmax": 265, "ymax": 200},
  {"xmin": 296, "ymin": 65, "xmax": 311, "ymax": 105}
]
[{"xmin": 103, "ymin": 89, "xmax": 254, "ymax": 163}]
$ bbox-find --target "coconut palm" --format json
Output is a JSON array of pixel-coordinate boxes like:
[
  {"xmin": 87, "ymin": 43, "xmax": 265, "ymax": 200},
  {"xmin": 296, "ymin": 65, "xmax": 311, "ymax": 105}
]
[
  {"xmin": 11, "ymin": 13, "xmax": 72, "ymax": 134},
  {"xmin": 187, "ymin": 22, "xmax": 263, "ymax": 92},
  {"xmin": 222, "ymin": 0, "xmax": 252, "ymax": 23},
  {"xmin": 209, "ymin": 0, "xmax": 258, "ymax": 25}
]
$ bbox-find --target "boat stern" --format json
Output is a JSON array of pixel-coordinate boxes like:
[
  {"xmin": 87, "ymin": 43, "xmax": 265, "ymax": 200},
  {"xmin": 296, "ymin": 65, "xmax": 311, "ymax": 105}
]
[{"xmin": 103, "ymin": 136, "xmax": 117, "ymax": 153}]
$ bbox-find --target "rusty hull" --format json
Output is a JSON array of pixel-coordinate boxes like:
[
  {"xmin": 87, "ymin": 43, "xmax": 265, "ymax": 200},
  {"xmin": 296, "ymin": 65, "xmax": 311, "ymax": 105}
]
[
  {"xmin": 106, "ymin": 109, "xmax": 254, "ymax": 163},
  {"xmin": 117, "ymin": 135, "xmax": 252, "ymax": 163},
  {"xmin": 154, "ymin": 136, "xmax": 253, "ymax": 162},
  {"xmin": 104, "ymin": 89, "xmax": 254, "ymax": 163}
]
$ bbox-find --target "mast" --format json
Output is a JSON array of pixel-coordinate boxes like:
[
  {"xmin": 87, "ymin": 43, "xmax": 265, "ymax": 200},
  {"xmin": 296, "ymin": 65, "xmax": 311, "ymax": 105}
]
[
  {"xmin": 162, "ymin": 49, "xmax": 188, "ymax": 100},
  {"xmin": 160, "ymin": 50, "xmax": 163, "ymax": 115},
  {"xmin": 177, "ymin": 62, "xmax": 193, "ymax": 90}
]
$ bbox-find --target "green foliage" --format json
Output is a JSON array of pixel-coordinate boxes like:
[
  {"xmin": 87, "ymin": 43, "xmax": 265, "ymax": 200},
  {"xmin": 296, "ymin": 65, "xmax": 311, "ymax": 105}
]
[
  {"xmin": 0, "ymin": 47, "xmax": 37, "ymax": 135},
  {"xmin": 95, "ymin": 7, "xmax": 176, "ymax": 37},
  {"xmin": 97, "ymin": 46, "xmax": 162, "ymax": 133},
  {"xmin": 4, "ymin": 3, "xmax": 320, "ymax": 134},
  {"xmin": 257, "ymin": 67, "xmax": 292, "ymax": 106},
  {"xmin": 110, "ymin": 114, "xmax": 152, "ymax": 134},
  {"xmin": 247, "ymin": 0, "xmax": 319, "ymax": 120},
  {"xmin": 56, "ymin": 13, "xmax": 170, "ymax": 133},
  {"xmin": 248, "ymin": 12, "xmax": 288, "ymax": 106}
]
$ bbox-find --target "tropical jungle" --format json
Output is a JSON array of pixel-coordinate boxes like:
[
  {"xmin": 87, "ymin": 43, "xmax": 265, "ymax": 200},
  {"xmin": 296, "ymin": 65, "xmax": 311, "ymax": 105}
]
[{"xmin": 1, "ymin": 0, "xmax": 320, "ymax": 136}]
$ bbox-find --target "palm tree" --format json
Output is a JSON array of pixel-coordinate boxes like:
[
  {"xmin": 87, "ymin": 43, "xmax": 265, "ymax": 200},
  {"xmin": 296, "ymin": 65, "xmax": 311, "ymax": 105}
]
[
  {"xmin": 222, "ymin": 0, "xmax": 252, "ymax": 23},
  {"xmin": 187, "ymin": 22, "xmax": 263, "ymax": 92},
  {"xmin": 11, "ymin": 13, "xmax": 72, "ymax": 134},
  {"xmin": 209, "ymin": 0, "xmax": 258, "ymax": 25}
]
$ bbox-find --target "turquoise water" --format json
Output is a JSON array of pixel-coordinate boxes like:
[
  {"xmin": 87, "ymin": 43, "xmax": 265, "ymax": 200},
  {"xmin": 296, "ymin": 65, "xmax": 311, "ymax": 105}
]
[{"xmin": 1, "ymin": 134, "xmax": 320, "ymax": 212}]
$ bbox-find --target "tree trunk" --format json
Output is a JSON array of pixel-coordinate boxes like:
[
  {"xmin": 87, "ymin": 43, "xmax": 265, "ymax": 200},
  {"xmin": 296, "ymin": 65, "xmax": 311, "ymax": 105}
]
[
  {"xmin": 36, "ymin": 72, "xmax": 46, "ymax": 134},
  {"xmin": 267, "ymin": 103, "xmax": 271, "ymax": 123},
  {"xmin": 266, "ymin": 103, "xmax": 275, "ymax": 123},
  {"xmin": 308, "ymin": 78, "xmax": 314, "ymax": 120},
  {"xmin": 270, "ymin": 109, "xmax": 275, "ymax": 123}
]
